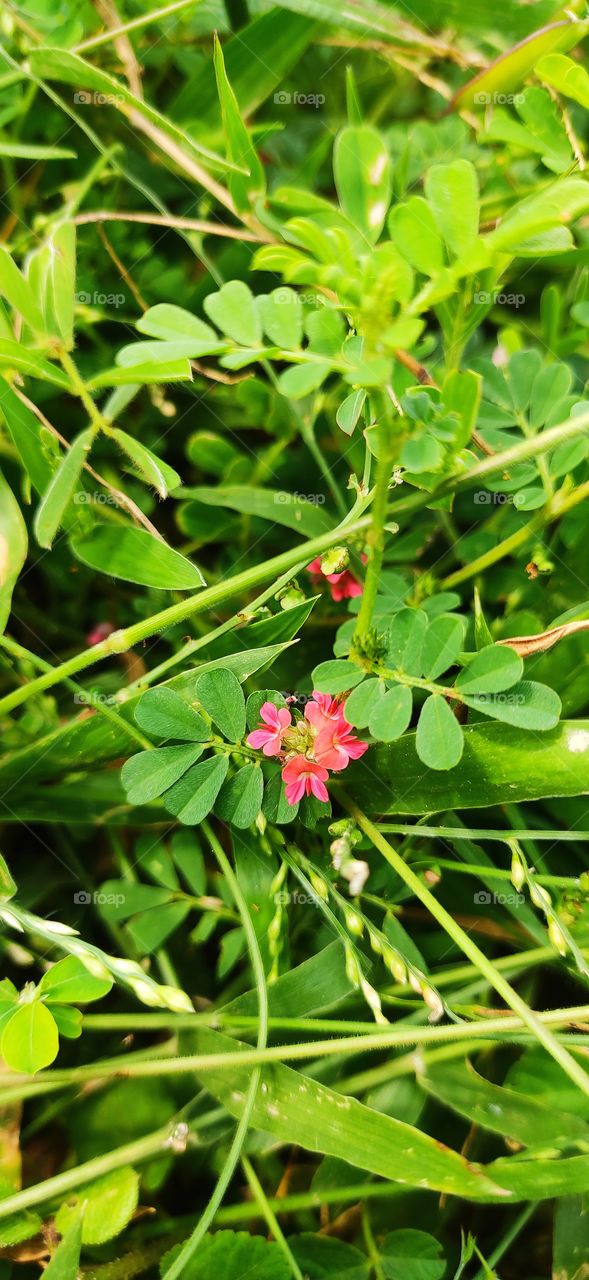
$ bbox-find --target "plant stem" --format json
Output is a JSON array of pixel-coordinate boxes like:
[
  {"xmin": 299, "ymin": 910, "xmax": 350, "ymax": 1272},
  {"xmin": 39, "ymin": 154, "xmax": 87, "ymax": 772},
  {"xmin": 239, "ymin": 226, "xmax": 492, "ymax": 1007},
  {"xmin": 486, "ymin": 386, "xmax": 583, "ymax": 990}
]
[
  {"xmin": 0, "ymin": 515, "xmax": 371, "ymax": 717},
  {"xmin": 242, "ymin": 1157, "xmax": 305, "ymax": 1280},
  {"xmin": 3, "ymin": 411, "xmax": 589, "ymax": 720},
  {"xmin": 161, "ymin": 821, "xmax": 268, "ymax": 1280},
  {"xmin": 0, "ymin": 634, "xmax": 152, "ymax": 750},
  {"xmin": 352, "ymin": 399, "xmax": 397, "ymax": 649},
  {"xmin": 3, "ymin": 1004, "xmax": 588, "ymax": 1097},
  {"xmin": 342, "ymin": 799, "xmax": 589, "ymax": 1100},
  {"xmin": 376, "ymin": 823, "xmax": 589, "ymax": 843}
]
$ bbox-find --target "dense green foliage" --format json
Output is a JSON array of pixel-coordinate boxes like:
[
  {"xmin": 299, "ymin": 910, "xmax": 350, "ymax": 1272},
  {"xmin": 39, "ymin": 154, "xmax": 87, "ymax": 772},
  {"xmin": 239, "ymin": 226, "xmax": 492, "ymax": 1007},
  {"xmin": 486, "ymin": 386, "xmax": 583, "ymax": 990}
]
[{"xmin": 1, "ymin": 0, "xmax": 589, "ymax": 1275}]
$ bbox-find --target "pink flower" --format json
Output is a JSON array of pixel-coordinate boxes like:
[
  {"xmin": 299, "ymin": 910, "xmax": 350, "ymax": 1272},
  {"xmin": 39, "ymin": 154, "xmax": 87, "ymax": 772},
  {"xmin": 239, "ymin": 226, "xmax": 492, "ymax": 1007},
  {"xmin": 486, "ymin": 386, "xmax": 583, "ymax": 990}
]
[
  {"xmin": 282, "ymin": 756, "xmax": 329, "ymax": 805},
  {"xmin": 305, "ymin": 691, "xmax": 368, "ymax": 771},
  {"xmin": 247, "ymin": 702, "xmax": 291, "ymax": 758},
  {"xmin": 314, "ymin": 718, "xmax": 369, "ymax": 771},
  {"xmin": 307, "ymin": 557, "xmax": 364, "ymax": 602},
  {"xmin": 304, "ymin": 691, "xmax": 343, "ymax": 735}
]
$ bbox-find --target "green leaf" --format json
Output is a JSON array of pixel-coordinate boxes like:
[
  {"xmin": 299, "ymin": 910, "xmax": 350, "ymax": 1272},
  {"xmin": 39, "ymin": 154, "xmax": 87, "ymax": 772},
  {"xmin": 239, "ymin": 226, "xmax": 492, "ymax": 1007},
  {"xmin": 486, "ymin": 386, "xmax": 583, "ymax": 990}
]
[
  {"xmin": 424, "ymin": 160, "xmax": 479, "ymax": 258},
  {"xmin": 34, "ymin": 428, "xmax": 93, "ymax": 549},
  {"xmin": 386, "ymin": 608, "xmax": 428, "ymax": 676},
  {"xmin": 1, "ymin": 1000, "xmax": 59, "ymax": 1073},
  {"xmin": 134, "ymin": 688, "xmax": 209, "ymax": 742},
  {"xmin": 369, "ymin": 685, "xmax": 413, "ymax": 742},
  {"xmin": 196, "ymin": 669, "xmax": 246, "ymax": 741},
  {"xmin": 290, "ymin": 1235, "xmax": 367, "ymax": 1280},
  {"xmin": 381, "ymin": 1230, "xmax": 445, "ymax": 1280},
  {"xmin": 43, "ymin": 1215, "xmax": 83, "ymax": 1280},
  {"xmin": 421, "ymin": 615, "xmax": 464, "ymax": 679},
  {"xmin": 0, "ymin": 338, "xmax": 69, "ymax": 386},
  {"xmin": 312, "ymin": 660, "xmax": 366, "ymax": 695},
  {"xmin": 277, "ymin": 362, "xmax": 331, "ymax": 398},
  {"xmin": 553, "ymin": 1195, "xmax": 589, "ymax": 1280},
  {"xmin": 127, "ymin": 901, "xmax": 190, "ymax": 954},
  {"xmin": 191, "ymin": 1026, "xmax": 507, "ymax": 1200},
  {"xmin": 388, "ymin": 196, "xmax": 444, "ymax": 275},
  {"xmin": 415, "ymin": 695, "xmax": 464, "ymax": 770},
  {"xmin": 41, "ymin": 221, "xmax": 76, "ymax": 347},
  {"xmin": 70, "ymin": 526, "xmax": 206, "ymax": 590},
  {"xmin": 162, "ymin": 1230, "xmax": 290, "ymax": 1280},
  {"xmin": 204, "ymin": 281, "xmax": 261, "ymax": 347},
  {"xmin": 122, "ymin": 744, "xmax": 204, "ymax": 805},
  {"xmin": 464, "ymin": 680, "xmax": 561, "ymax": 731},
  {"xmin": 0, "ymin": 465, "xmax": 27, "ymax": 635},
  {"xmin": 344, "ymin": 677, "xmax": 386, "ymax": 729},
  {"xmin": 348, "ymin": 719, "xmax": 589, "ymax": 814},
  {"xmin": 333, "ymin": 124, "xmax": 391, "ymax": 242},
  {"xmin": 51, "ymin": 1005, "xmax": 82, "ymax": 1039},
  {"xmin": 0, "ymin": 246, "xmax": 44, "ymax": 333},
  {"xmin": 55, "ymin": 1167, "xmax": 139, "ymax": 1246},
  {"xmin": 213, "ymin": 34, "xmax": 265, "ymax": 214},
  {"xmin": 171, "ymin": 830, "xmax": 206, "ymax": 895},
  {"xmin": 89, "ymin": 357, "xmax": 193, "ymax": 389},
  {"xmin": 39, "ymin": 955, "xmax": 113, "ymax": 1004},
  {"xmin": 0, "ymin": 381, "xmax": 55, "ymax": 494},
  {"xmin": 216, "ymin": 764, "xmax": 264, "ymax": 828},
  {"xmin": 536, "ymin": 52, "xmax": 589, "ymax": 110},
  {"xmin": 336, "ymin": 388, "xmax": 366, "ymax": 436},
  {"xmin": 28, "ymin": 46, "xmax": 231, "ymax": 172},
  {"xmin": 454, "ymin": 17, "xmax": 588, "ymax": 110},
  {"xmin": 420, "ymin": 1058, "xmax": 586, "ymax": 1149},
  {"xmin": 110, "ymin": 429, "xmax": 180, "ymax": 498},
  {"xmin": 258, "ymin": 287, "xmax": 303, "ymax": 349},
  {"xmin": 261, "ymin": 771, "xmax": 299, "ymax": 823},
  {"xmin": 137, "ymin": 303, "xmax": 218, "ymax": 349},
  {"xmin": 180, "ymin": 484, "xmax": 330, "ymax": 537},
  {"xmin": 0, "ymin": 142, "xmax": 76, "ymax": 159},
  {"xmin": 455, "ymin": 644, "xmax": 523, "ymax": 694},
  {"xmin": 164, "ymin": 755, "xmax": 229, "ymax": 824}
]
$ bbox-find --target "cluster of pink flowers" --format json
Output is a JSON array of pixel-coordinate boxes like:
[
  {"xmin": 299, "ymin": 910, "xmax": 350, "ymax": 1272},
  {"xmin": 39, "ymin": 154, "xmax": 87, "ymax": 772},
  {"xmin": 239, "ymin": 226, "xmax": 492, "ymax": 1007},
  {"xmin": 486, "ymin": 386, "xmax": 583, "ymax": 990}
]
[
  {"xmin": 307, "ymin": 557, "xmax": 363, "ymax": 602},
  {"xmin": 247, "ymin": 693, "xmax": 368, "ymax": 805}
]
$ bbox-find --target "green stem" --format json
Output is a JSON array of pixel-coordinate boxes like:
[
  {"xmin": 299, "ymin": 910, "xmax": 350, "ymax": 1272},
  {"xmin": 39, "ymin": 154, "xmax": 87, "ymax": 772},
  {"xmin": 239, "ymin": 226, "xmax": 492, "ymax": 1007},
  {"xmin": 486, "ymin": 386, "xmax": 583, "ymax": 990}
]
[
  {"xmin": 161, "ymin": 821, "xmax": 268, "ymax": 1280},
  {"xmin": 75, "ymin": 0, "xmax": 203, "ymax": 51},
  {"xmin": 3, "ymin": 409, "xmax": 589, "ymax": 720},
  {"xmin": 0, "ymin": 634, "xmax": 152, "ymax": 750},
  {"xmin": 242, "ymin": 1157, "xmax": 305, "ymax": 1280},
  {"xmin": 376, "ymin": 823, "xmax": 589, "ymax": 844},
  {"xmin": 3, "ymin": 1004, "xmax": 588, "ymax": 1098},
  {"xmin": 343, "ymin": 800, "xmax": 589, "ymax": 1100},
  {"xmin": 473, "ymin": 1203, "xmax": 537, "ymax": 1280},
  {"xmin": 58, "ymin": 347, "xmax": 109, "ymax": 433},
  {"xmin": 352, "ymin": 435, "xmax": 395, "ymax": 649},
  {"xmin": 0, "ymin": 516, "xmax": 371, "ymax": 717}
]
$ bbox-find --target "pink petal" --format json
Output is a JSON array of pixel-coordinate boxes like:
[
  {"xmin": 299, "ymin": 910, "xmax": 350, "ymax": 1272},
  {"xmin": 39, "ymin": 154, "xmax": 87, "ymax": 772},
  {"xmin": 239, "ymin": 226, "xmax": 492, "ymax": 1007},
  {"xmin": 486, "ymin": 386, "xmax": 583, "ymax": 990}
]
[
  {"xmin": 260, "ymin": 701, "xmax": 281, "ymax": 728},
  {"xmin": 247, "ymin": 729, "xmax": 272, "ymax": 749},
  {"xmin": 285, "ymin": 778, "xmax": 305, "ymax": 804},
  {"xmin": 309, "ymin": 775, "xmax": 329, "ymax": 802}
]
